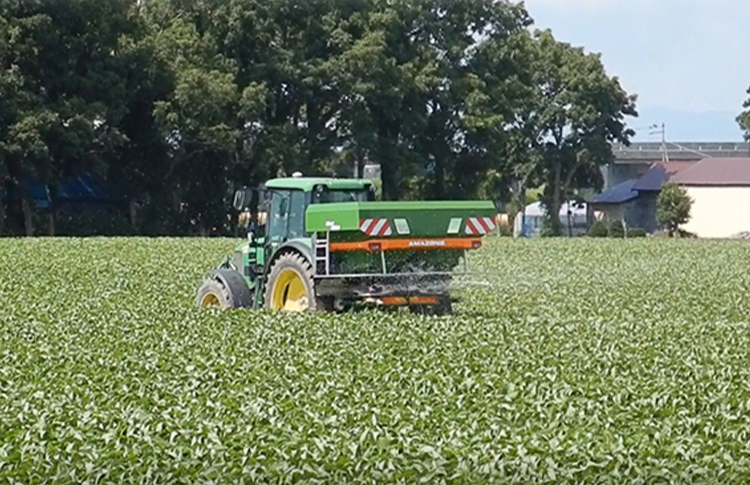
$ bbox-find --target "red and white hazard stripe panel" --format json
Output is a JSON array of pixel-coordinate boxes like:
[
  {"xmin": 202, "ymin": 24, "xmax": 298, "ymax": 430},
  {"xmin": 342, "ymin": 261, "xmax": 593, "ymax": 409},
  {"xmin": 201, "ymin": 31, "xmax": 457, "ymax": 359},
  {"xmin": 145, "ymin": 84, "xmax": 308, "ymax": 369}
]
[
  {"xmin": 360, "ymin": 218, "xmax": 393, "ymax": 236},
  {"xmin": 464, "ymin": 216, "xmax": 496, "ymax": 235}
]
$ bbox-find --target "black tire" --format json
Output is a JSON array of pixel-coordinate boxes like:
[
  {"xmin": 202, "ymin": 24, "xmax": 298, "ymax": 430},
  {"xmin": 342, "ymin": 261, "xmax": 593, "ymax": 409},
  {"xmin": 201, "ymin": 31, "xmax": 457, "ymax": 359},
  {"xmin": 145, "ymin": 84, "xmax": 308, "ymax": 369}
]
[
  {"xmin": 196, "ymin": 278, "xmax": 233, "ymax": 308},
  {"xmin": 196, "ymin": 269, "xmax": 255, "ymax": 309},
  {"xmin": 264, "ymin": 251, "xmax": 329, "ymax": 312},
  {"xmin": 211, "ymin": 268, "xmax": 255, "ymax": 308}
]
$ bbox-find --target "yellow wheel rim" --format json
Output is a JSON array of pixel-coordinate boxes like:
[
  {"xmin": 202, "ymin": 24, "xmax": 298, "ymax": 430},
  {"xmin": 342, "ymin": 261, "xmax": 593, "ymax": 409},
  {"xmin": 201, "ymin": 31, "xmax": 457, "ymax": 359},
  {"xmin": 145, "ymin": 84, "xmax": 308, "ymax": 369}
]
[
  {"xmin": 201, "ymin": 292, "xmax": 221, "ymax": 307},
  {"xmin": 271, "ymin": 269, "xmax": 310, "ymax": 312}
]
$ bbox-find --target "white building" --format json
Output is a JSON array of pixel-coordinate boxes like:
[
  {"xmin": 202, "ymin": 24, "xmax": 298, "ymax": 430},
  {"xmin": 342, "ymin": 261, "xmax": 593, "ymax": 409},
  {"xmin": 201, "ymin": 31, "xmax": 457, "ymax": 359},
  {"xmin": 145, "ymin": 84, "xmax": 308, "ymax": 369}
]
[
  {"xmin": 513, "ymin": 200, "xmax": 589, "ymax": 237},
  {"xmin": 672, "ymin": 157, "xmax": 750, "ymax": 238}
]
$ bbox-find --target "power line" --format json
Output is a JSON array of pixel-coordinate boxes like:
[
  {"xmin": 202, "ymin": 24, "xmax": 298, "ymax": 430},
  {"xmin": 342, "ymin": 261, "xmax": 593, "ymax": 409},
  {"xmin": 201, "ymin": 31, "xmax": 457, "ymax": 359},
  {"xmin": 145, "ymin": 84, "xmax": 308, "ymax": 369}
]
[
  {"xmin": 648, "ymin": 123, "xmax": 669, "ymax": 163},
  {"xmin": 664, "ymin": 141, "xmax": 714, "ymax": 158}
]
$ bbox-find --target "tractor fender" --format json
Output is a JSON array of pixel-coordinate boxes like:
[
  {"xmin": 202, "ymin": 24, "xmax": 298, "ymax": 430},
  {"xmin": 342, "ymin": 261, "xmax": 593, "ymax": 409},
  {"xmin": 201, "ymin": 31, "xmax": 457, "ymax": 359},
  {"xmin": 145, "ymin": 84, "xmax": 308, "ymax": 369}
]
[
  {"xmin": 208, "ymin": 268, "xmax": 254, "ymax": 308},
  {"xmin": 269, "ymin": 240, "xmax": 314, "ymax": 269},
  {"xmin": 258, "ymin": 241, "xmax": 316, "ymax": 308}
]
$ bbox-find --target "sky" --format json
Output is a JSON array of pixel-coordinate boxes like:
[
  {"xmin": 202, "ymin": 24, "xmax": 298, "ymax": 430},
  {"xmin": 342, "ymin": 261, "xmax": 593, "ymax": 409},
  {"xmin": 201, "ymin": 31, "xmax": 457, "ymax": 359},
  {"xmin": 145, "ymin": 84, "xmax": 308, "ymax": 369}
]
[{"xmin": 520, "ymin": 0, "xmax": 750, "ymax": 142}]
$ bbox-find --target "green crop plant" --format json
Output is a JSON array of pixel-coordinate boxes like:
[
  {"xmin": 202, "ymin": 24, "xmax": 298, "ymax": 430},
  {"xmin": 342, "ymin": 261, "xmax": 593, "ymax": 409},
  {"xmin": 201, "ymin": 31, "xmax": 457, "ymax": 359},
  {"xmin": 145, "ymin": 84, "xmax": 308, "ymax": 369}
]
[{"xmin": 4, "ymin": 237, "xmax": 750, "ymax": 483}]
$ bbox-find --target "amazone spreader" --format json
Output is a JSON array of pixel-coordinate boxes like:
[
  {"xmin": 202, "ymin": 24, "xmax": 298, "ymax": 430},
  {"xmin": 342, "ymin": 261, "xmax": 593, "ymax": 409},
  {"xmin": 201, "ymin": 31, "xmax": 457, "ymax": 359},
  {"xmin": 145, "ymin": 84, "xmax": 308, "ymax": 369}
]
[{"xmin": 196, "ymin": 175, "xmax": 497, "ymax": 315}]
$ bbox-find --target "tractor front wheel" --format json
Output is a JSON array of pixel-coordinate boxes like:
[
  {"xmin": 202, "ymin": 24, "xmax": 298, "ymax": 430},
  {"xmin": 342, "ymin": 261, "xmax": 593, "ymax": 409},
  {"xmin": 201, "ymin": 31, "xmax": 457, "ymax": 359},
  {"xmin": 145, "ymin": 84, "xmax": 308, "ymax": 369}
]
[
  {"xmin": 264, "ymin": 252, "xmax": 331, "ymax": 312},
  {"xmin": 196, "ymin": 278, "xmax": 233, "ymax": 308},
  {"xmin": 196, "ymin": 269, "xmax": 254, "ymax": 309}
]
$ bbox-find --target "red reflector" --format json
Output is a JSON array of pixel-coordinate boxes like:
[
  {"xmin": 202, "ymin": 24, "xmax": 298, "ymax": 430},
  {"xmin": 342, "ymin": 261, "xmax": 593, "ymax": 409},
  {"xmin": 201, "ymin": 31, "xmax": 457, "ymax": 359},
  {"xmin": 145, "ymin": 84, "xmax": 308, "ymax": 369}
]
[
  {"xmin": 472, "ymin": 240, "xmax": 482, "ymax": 249},
  {"xmin": 368, "ymin": 242, "xmax": 382, "ymax": 252},
  {"xmin": 382, "ymin": 296, "xmax": 407, "ymax": 305},
  {"xmin": 408, "ymin": 296, "xmax": 439, "ymax": 305}
]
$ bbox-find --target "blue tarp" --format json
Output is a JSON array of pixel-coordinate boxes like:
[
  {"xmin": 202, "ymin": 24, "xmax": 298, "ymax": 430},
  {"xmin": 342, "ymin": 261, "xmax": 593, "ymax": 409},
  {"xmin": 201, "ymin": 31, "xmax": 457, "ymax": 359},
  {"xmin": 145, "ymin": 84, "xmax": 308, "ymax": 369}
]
[
  {"xmin": 23, "ymin": 172, "xmax": 122, "ymax": 209},
  {"xmin": 587, "ymin": 179, "xmax": 639, "ymax": 205}
]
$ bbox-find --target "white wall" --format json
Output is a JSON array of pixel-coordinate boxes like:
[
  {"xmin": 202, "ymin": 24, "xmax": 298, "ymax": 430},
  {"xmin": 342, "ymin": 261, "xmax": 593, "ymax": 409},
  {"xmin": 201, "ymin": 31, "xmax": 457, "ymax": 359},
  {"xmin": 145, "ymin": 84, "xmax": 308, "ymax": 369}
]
[
  {"xmin": 592, "ymin": 205, "xmax": 625, "ymax": 223},
  {"xmin": 682, "ymin": 186, "xmax": 750, "ymax": 238}
]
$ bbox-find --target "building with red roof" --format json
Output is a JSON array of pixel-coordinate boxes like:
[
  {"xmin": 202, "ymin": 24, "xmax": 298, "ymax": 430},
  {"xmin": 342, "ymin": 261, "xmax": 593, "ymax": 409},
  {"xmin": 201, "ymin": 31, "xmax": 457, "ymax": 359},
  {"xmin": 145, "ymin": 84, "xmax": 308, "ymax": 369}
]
[{"xmin": 671, "ymin": 157, "xmax": 750, "ymax": 238}]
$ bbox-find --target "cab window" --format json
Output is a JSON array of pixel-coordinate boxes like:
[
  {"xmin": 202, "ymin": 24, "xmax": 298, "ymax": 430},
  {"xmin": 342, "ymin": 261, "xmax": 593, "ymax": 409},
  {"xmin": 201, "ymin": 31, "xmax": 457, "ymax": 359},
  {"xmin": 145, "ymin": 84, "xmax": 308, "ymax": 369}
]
[
  {"xmin": 287, "ymin": 189, "xmax": 306, "ymax": 238},
  {"xmin": 312, "ymin": 186, "xmax": 374, "ymax": 204},
  {"xmin": 266, "ymin": 188, "xmax": 307, "ymax": 242},
  {"xmin": 267, "ymin": 189, "xmax": 290, "ymax": 243}
]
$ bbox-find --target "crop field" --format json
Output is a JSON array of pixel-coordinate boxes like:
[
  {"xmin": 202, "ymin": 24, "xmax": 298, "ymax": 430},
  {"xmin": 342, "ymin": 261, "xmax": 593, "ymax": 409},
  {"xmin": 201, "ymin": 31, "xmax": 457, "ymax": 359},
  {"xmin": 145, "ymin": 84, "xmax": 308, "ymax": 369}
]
[{"xmin": 4, "ymin": 237, "xmax": 750, "ymax": 483}]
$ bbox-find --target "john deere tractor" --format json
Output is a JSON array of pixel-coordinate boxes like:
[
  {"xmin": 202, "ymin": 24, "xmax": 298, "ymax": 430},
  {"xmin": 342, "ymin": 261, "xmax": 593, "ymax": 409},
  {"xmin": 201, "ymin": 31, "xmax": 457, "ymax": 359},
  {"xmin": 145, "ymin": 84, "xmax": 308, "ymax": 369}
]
[{"xmin": 196, "ymin": 173, "xmax": 497, "ymax": 315}]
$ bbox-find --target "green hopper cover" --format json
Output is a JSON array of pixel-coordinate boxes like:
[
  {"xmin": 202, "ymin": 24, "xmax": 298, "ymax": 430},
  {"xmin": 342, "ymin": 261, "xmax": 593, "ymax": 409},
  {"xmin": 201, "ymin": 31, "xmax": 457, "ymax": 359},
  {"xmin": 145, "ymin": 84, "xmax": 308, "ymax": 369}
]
[{"xmin": 305, "ymin": 200, "xmax": 497, "ymax": 239}]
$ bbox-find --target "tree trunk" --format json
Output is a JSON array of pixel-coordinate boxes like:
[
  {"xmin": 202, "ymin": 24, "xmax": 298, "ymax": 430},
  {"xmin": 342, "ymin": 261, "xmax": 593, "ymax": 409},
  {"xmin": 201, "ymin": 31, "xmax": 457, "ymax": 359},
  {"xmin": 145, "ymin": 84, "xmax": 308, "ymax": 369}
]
[
  {"xmin": 565, "ymin": 156, "xmax": 587, "ymax": 236},
  {"xmin": 48, "ymin": 211, "xmax": 55, "ymax": 236},
  {"xmin": 380, "ymin": 161, "xmax": 396, "ymax": 201},
  {"xmin": 21, "ymin": 196, "xmax": 34, "ymax": 237},
  {"xmin": 561, "ymin": 154, "xmax": 584, "ymax": 202},
  {"xmin": 549, "ymin": 159, "xmax": 562, "ymax": 232},
  {"xmin": 550, "ymin": 152, "xmax": 585, "ymax": 237},
  {"xmin": 377, "ymin": 137, "xmax": 400, "ymax": 201},
  {"xmin": 433, "ymin": 155, "xmax": 445, "ymax": 199},
  {"xmin": 46, "ymin": 184, "xmax": 56, "ymax": 236},
  {"xmin": 0, "ymin": 196, "xmax": 4, "ymax": 237},
  {"xmin": 369, "ymin": 101, "xmax": 403, "ymax": 201},
  {"xmin": 355, "ymin": 157, "xmax": 364, "ymax": 180},
  {"xmin": 129, "ymin": 199, "xmax": 138, "ymax": 231},
  {"xmin": 519, "ymin": 184, "xmax": 526, "ymax": 237}
]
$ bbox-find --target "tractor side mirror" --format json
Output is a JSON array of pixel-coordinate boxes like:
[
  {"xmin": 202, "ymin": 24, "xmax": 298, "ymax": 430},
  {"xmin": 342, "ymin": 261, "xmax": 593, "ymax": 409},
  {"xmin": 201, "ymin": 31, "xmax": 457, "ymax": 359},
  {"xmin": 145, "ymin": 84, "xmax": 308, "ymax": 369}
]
[{"xmin": 233, "ymin": 189, "xmax": 246, "ymax": 210}]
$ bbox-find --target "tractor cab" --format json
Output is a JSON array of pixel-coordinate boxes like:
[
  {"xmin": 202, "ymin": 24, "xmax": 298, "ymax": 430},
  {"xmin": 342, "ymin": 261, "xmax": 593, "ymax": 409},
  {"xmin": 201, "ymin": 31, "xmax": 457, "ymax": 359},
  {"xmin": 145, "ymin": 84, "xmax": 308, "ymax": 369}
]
[
  {"xmin": 233, "ymin": 185, "xmax": 268, "ymax": 242},
  {"xmin": 226, "ymin": 175, "xmax": 377, "ymax": 302},
  {"xmin": 232, "ymin": 175, "xmax": 376, "ymax": 243}
]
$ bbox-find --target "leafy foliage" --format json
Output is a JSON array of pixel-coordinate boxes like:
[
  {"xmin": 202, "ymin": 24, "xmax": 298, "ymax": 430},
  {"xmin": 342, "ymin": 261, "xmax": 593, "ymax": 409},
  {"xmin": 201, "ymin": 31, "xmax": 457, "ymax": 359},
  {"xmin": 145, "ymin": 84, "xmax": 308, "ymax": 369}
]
[
  {"xmin": 588, "ymin": 220, "xmax": 645, "ymax": 238},
  {"xmin": 0, "ymin": 0, "xmax": 638, "ymax": 236},
  {"xmin": 4, "ymin": 237, "xmax": 750, "ymax": 482},
  {"xmin": 586, "ymin": 220, "xmax": 608, "ymax": 237},
  {"xmin": 738, "ymin": 84, "xmax": 750, "ymax": 141},
  {"xmin": 607, "ymin": 219, "xmax": 625, "ymax": 238},
  {"xmin": 515, "ymin": 30, "xmax": 638, "ymax": 229},
  {"xmin": 656, "ymin": 182, "xmax": 693, "ymax": 237}
]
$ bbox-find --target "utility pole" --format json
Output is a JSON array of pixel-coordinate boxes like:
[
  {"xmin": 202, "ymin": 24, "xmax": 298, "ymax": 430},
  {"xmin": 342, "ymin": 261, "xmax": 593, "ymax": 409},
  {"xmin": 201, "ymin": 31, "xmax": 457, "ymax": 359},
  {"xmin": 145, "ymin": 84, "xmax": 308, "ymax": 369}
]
[{"xmin": 649, "ymin": 122, "xmax": 669, "ymax": 163}]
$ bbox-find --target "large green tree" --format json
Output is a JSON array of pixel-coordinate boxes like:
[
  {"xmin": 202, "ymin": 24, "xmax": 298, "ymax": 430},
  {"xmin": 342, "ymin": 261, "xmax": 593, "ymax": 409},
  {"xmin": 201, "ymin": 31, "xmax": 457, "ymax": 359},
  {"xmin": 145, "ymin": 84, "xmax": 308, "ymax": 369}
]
[
  {"xmin": 0, "ymin": 0, "xmax": 137, "ymax": 235},
  {"xmin": 215, "ymin": 0, "xmax": 365, "ymax": 180},
  {"xmin": 336, "ymin": 0, "xmax": 532, "ymax": 200},
  {"xmin": 462, "ymin": 20, "xmax": 539, "ymax": 204},
  {"xmin": 412, "ymin": 0, "xmax": 532, "ymax": 200},
  {"xmin": 141, "ymin": 1, "xmax": 242, "ymax": 235},
  {"xmin": 526, "ymin": 30, "xmax": 637, "ymax": 233}
]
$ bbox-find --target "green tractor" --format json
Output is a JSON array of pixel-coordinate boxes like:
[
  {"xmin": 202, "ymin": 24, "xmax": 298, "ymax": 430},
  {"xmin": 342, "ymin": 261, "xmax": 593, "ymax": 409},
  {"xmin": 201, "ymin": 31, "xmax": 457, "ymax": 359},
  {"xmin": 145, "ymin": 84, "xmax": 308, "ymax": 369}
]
[{"xmin": 196, "ymin": 173, "xmax": 497, "ymax": 315}]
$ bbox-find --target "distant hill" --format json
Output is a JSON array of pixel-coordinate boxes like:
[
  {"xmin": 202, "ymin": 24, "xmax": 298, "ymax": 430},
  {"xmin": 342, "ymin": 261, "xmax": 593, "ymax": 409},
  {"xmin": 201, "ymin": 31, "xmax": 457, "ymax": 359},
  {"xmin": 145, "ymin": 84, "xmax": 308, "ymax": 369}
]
[{"xmin": 627, "ymin": 107, "xmax": 746, "ymax": 142}]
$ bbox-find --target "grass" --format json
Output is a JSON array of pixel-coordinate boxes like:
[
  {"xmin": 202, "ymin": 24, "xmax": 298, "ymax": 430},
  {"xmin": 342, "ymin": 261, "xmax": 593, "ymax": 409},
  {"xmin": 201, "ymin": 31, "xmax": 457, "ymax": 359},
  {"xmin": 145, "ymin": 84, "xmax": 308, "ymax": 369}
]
[{"xmin": 3, "ymin": 237, "xmax": 750, "ymax": 483}]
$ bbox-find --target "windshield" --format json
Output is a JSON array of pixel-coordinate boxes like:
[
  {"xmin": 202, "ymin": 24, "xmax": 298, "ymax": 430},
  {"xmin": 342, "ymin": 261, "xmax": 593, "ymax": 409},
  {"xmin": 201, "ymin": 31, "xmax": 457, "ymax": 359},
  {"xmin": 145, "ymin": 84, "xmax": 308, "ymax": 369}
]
[{"xmin": 313, "ymin": 187, "xmax": 374, "ymax": 203}]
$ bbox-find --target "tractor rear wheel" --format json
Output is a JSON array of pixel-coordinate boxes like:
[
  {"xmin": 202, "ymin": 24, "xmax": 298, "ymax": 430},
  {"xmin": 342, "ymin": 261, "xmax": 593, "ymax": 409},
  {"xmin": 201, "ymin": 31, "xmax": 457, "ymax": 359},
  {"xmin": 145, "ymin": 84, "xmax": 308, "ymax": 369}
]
[{"xmin": 264, "ymin": 252, "xmax": 331, "ymax": 312}]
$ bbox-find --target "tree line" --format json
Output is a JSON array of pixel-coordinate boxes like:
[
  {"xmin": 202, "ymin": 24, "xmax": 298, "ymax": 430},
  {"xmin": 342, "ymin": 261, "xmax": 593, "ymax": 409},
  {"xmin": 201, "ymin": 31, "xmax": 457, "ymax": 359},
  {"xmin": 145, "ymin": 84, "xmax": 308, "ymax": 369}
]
[{"xmin": 0, "ymin": 0, "xmax": 639, "ymax": 237}]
